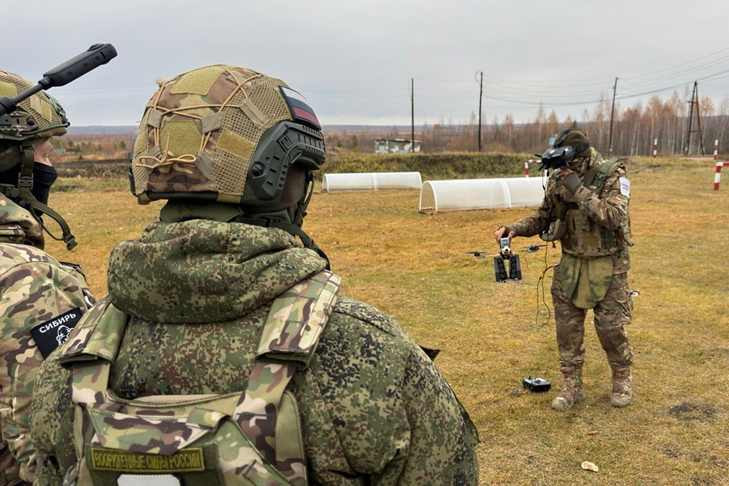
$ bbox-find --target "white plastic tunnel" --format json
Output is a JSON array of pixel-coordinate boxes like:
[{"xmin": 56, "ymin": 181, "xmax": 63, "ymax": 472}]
[
  {"xmin": 418, "ymin": 177, "xmax": 546, "ymax": 213},
  {"xmin": 322, "ymin": 172, "xmax": 422, "ymax": 192}
]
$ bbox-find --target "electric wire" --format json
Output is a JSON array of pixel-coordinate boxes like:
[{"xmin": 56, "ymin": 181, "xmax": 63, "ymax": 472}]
[
  {"xmin": 484, "ymin": 68, "xmax": 729, "ymax": 108},
  {"xmin": 488, "ymin": 46, "xmax": 729, "ymax": 90},
  {"xmin": 535, "ymin": 243, "xmax": 556, "ymax": 328},
  {"xmin": 485, "ymin": 47, "xmax": 729, "ymax": 108}
]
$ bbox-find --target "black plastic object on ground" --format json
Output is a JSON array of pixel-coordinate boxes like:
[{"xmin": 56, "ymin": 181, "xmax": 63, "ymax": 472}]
[{"xmin": 522, "ymin": 377, "xmax": 551, "ymax": 392}]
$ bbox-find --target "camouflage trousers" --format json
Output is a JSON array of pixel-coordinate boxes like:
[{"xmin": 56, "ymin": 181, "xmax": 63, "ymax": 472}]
[{"xmin": 551, "ymin": 272, "xmax": 633, "ymax": 370}]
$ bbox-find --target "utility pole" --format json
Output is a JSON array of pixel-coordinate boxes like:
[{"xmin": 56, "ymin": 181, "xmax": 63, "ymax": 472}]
[
  {"xmin": 410, "ymin": 78, "xmax": 415, "ymax": 153},
  {"xmin": 685, "ymin": 81, "xmax": 705, "ymax": 155},
  {"xmin": 685, "ymin": 82, "xmax": 696, "ymax": 154},
  {"xmin": 695, "ymin": 82, "xmax": 705, "ymax": 155},
  {"xmin": 477, "ymin": 71, "xmax": 484, "ymax": 152},
  {"xmin": 608, "ymin": 77, "xmax": 618, "ymax": 154}
]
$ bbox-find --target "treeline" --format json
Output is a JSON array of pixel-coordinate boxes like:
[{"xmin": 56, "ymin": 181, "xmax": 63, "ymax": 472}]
[
  {"xmin": 326, "ymin": 92, "xmax": 729, "ymax": 157},
  {"xmin": 51, "ymin": 134, "xmax": 133, "ymax": 162}
]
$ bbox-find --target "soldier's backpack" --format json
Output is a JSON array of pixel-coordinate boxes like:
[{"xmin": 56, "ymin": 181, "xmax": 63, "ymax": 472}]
[{"xmin": 58, "ymin": 270, "xmax": 341, "ymax": 486}]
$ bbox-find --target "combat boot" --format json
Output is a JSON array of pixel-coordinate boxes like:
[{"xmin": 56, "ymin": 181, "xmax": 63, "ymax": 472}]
[
  {"xmin": 610, "ymin": 366, "xmax": 632, "ymax": 407},
  {"xmin": 551, "ymin": 367, "xmax": 584, "ymax": 411}
]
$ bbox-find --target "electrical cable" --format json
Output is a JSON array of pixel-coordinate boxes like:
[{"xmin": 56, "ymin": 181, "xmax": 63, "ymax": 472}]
[
  {"xmin": 534, "ymin": 243, "xmax": 556, "ymax": 328},
  {"xmin": 484, "ymin": 67, "xmax": 729, "ymax": 108}
]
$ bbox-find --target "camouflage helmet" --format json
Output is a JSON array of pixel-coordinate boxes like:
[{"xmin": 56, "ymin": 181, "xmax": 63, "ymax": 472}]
[
  {"xmin": 130, "ymin": 65, "xmax": 326, "ymax": 206},
  {"xmin": 0, "ymin": 70, "xmax": 69, "ymax": 145}
]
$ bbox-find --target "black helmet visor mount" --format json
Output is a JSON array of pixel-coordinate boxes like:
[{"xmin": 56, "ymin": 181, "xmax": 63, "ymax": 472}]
[{"xmin": 241, "ymin": 120, "xmax": 325, "ymax": 207}]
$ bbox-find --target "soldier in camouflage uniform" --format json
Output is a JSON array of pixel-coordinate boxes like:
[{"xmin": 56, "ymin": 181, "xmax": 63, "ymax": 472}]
[
  {"xmin": 30, "ymin": 65, "xmax": 479, "ymax": 485},
  {"xmin": 496, "ymin": 129, "xmax": 634, "ymax": 411},
  {"xmin": 0, "ymin": 71, "xmax": 94, "ymax": 486}
]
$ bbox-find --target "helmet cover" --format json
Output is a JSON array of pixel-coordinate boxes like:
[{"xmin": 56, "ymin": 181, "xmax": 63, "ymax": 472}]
[
  {"xmin": 131, "ymin": 65, "xmax": 325, "ymax": 205},
  {"xmin": 0, "ymin": 70, "xmax": 69, "ymax": 145}
]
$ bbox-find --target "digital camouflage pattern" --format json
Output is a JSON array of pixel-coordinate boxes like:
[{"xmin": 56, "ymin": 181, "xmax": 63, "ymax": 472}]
[
  {"xmin": 507, "ymin": 147, "xmax": 634, "ymax": 406},
  {"xmin": 31, "ymin": 220, "xmax": 479, "ymax": 485},
  {"xmin": 131, "ymin": 65, "xmax": 295, "ymax": 204},
  {"xmin": 0, "ymin": 195, "xmax": 92, "ymax": 486},
  {"xmin": 57, "ymin": 270, "xmax": 339, "ymax": 486}
]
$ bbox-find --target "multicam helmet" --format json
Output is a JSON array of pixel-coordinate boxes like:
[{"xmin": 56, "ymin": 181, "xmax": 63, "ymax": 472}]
[
  {"xmin": 0, "ymin": 70, "xmax": 69, "ymax": 145},
  {"xmin": 130, "ymin": 65, "xmax": 326, "ymax": 207}
]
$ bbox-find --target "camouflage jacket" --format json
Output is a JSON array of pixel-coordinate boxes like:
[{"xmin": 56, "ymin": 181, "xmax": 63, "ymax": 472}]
[
  {"xmin": 31, "ymin": 220, "xmax": 479, "ymax": 485},
  {"xmin": 0, "ymin": 194, "xmax": 93, "ymax": 486},
  {"xmin": 509, "ymin": 148, "xmax": 632, "ymax": 273}
]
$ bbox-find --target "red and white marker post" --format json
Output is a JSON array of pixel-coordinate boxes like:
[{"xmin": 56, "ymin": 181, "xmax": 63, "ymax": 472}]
[
  {"xmin": 652, "ymin": 138, "xmax": 658, "ymax": 158},
  {"xmin": 523, "ymin": 160, "xmax": 530, "ymax": 177},
  {"xmin": 714, "ymin": 161, "xmax": 729, "ymax": 191},
  {"xmin": 714, "ymin": 139, "xmax": 719, "ymax": 160}
]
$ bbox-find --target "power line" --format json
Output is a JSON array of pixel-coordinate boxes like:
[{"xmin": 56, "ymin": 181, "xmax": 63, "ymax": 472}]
[
  {"xmin": 488, "ymin": 46, "xmax": 729, "ymax": 90},
  {"xmin": 484, "ymin": 67, "xmax": 729, "ymax": 108},
  {"xmin": 487, "ymin": 62, "xmax": 729, "ymax": 102}
]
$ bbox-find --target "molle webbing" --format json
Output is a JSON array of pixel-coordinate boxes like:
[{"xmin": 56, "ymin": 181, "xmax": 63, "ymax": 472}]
[
  {"xmin": 583, "ymin": 157, "xmax": 622, "ymax": 189},
  {"xmin": 66, "ymin": 271, "xmax": 341, "ymax": 486},
  {"xmin": 560, "ymin": 157, "xmax": 625, "ymax": 257}
]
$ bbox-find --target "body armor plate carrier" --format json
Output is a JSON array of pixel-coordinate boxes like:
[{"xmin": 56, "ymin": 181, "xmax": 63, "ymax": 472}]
[
  {"xmin": 556, "ymin": 158, "xmax": 633, "ymax": 257},
  {"xmin": 59, "ymin": 271, "xmax": 341, "ymax": 486}
]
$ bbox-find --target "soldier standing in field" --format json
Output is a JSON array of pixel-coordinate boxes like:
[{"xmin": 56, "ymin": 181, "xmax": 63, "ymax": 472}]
[
  {"xmin": 0, "ymin": 70, "xmax": 95, "ymax": 485},
  {"xmin": 496, "ymin": 129, "xmax": 634, "ymax": 411},
  {"xmin": 31, "ymin": 65, "xmax": 479, "ymax": 485}
]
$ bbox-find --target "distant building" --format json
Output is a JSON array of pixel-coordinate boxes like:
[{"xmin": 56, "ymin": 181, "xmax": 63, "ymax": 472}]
[{"xmin": 374, "ymin": 138, "xmax": 422, "ymax": 154}]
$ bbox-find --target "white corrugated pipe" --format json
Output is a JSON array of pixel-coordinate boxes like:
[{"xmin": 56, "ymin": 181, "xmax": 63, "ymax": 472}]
[
  {"xmin": 322, "ymin": 172, "xmax": 422, "ymax": 192},
  {"xmin": 418, "ymin": 177, "xmax": 546, "ymax": 213}
]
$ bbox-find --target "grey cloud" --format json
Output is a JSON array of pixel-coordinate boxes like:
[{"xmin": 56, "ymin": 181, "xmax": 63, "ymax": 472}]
[{"xmin": 2, "ymin": 0, "xmax": 727, "ymax": 125}]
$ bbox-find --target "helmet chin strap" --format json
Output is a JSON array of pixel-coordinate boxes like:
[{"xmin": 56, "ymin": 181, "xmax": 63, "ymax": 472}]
[
  {"xmin": 0, "ymin": 143, "xmax": 77, "ymax": 250},
  {"xmin": 234, "ymin": 175, "xmax": 330, "ymax": 269}
]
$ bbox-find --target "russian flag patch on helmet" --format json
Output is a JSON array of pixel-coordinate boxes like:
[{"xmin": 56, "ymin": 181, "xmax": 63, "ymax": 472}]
[{"xmin": 281, "ymin": 86, "xmax": 321, "ymax": 130}]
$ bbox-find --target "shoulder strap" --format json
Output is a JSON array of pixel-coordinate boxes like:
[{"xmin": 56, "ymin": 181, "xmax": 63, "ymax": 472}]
[
  {"xmin": 257, "ymin": 270, "xmax": 341, "ymax": 365},
  {"xmin": 235, "ymin": 270, "xmax": 340, "ymax": 484},
  {"xmin": 61, "ymin": 298, "xmax": 128, "ymax": 365},
  {"xmin": 64, "ymin": 298, "xmax": 128, "ymax": 403},
  {"xmin": 585, "ymin": 157, "xmax": 623, "ymax": 189}
]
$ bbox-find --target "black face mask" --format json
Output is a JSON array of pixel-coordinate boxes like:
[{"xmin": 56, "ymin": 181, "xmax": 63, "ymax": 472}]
[{"xmin": 32, "ymin": 163, "xmax": 58, "ymax": 204}]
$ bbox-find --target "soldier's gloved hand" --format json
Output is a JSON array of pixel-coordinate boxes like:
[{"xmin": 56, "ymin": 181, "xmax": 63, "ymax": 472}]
[
  {"xmin": 494, "ymin": 226, "xmax": 514, "ymax": 244},
  {"xmin": 559, "ymin": 169, "xmax": 583, "ymax": 194}
]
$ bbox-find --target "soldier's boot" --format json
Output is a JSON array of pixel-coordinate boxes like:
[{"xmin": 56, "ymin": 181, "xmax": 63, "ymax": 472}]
[
  {"xmin": 610, "ymin": 366, "xmax": 632, "ymax": 407},
  {"xmin": 551, "ymin": 367, "xmax": 584, "ymax": 411}
]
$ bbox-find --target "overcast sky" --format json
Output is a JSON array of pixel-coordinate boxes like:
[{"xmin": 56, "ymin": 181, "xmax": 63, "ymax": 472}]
[{"xmin": 3, "ymin": 0, "xmax": 728, "ymax": 126}]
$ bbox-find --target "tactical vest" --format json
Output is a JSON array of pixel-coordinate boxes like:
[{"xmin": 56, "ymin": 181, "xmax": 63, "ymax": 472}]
[
  {"xmin": 59, "ymin": 270, "xmax": 341, "ymax": 486},
  {"xmin": 556, "ymin": 158, "xmax": 633, "ymax": 258}
]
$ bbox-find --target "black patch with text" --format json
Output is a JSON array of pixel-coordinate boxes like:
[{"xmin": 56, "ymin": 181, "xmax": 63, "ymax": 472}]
[{"xmin": 30, "ymin": 308, "xmax": 83, "ymax": 358}]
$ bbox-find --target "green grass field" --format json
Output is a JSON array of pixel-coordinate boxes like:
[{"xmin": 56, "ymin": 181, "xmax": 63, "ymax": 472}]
[{"xmin": 46, "ymin": 157, "xmax": 729, "ymax": 485}]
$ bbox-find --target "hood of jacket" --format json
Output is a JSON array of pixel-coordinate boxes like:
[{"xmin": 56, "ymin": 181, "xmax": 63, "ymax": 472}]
[{"xmin": 107, "ymin": 219, "xmax": 328, "ymax": 324}]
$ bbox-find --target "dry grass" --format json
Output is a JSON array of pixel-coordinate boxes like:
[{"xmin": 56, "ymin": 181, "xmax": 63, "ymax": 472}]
[{"xmin": 45, "ymin": 158, "xmax": 729, "ymax": 485}]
